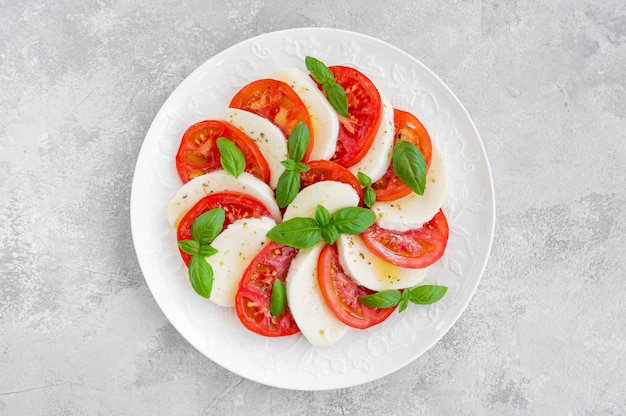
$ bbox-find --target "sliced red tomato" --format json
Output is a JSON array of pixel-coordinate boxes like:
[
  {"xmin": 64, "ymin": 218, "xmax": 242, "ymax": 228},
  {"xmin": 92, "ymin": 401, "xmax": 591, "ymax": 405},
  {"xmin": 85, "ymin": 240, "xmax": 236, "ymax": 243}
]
[
  {"xmin": 299, "ymin": 160, "xmax": 363, "ymax": 205},
  {"xmin": 372, "ymin": 109, "xmax": 433, "ymax": 201},
  {"xmin": 317, "ymin": 244, "xmax": 396, "ymax": 329},
  {"xmin": 229, "ymin": 79, "xmax": 315, "ymax": 160},
  {"xmin": 235, "ymin": 242, "xmax": 300, "ymax": 337},
  {"xmin": 322, "ymin": 66, "xmax": 382, "ymax": 168},
  {"xmin": 176, "ymin": 120, "xmax": 271, "ymax": 184},
  {"xmin": 176, "ymin": 192, "xmax": 271, "ymax": 265},
  {"xmin": 361, "ymin": 210, "xmax": 449, "ymax": 269}
]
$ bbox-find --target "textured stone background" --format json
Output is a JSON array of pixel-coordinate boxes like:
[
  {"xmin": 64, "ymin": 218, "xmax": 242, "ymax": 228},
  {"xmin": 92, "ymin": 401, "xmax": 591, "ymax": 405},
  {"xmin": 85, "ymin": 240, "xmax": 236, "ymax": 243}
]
[{"xmin": 1, "ymin": 0, "xmax": 625, "ymax": 414}]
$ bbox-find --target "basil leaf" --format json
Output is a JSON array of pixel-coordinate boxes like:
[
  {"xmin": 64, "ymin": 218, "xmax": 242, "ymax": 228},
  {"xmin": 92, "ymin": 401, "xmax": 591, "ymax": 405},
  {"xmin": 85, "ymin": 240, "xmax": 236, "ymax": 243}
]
[
  {"xmin": 357, "ymin": 171, "xmax": 372, "ymax": 187},
  {"xmin": 275, "ymin": 170, "xmax": 300, "ymax": 208},
  {"xmin": 409, "ymin": 285, "xmax": 448, "ymax": 304},
  {"xmin": 281, "ymin": 159, "xmax": 296, "ymax": 171},
  {"xmin": 326, "ymin": 83, "xmax": 349, "ymax": 117},
  {"xmin": 305, "ymin": 56, "xmax": 334, "ymax": 84},
  {"xmin": 198, "ymin": 245, "xmax": 218, "ymax": 258},
  {"xmin": 398, "ymin": 298, "xmax": 409, "ymax": 313},
  {"xmin": 359, "ymin": 290, "xmax": 402, "ymax": 308},
  {"xmin": 293, "ymin": 161, "xmax": 310, "ymax": 173},
  {"xmin": 217, "ymin": 137, "xmax": 246, "ymax": 178},
  {"xmin": 321, "ymin": 224, "xmax": 339, "ymax": 245},
  {"xmin": 266, "ymin": 217, "xmax": 321, "ymax": 249},
  {"xmin": 363, "ymin": 186, "xmax": 376, "ymax": 208},
  {"xmin": 392, "ymin": 140, "xmax": 427, "ymax": 195},
  {"xmin": 178, "ymin": 239, "xmax": 200, "ymax": 255},
  {"xmin": 269, "ymin": 279, "xmax": 287, "ymax": 317},
  {"xmin": 329, "ymin": 207, "xmax": 376, "ymax": 235},
  {"xmin": 191, "ymin": 208, "xmax": 225, "ymax": 245},
  {"xmin": 287, "ymin": 121, "xmax": 310, "ymax": 162},
  {"xmin": 314, "ymin": 205, "xmax": 331, "ymax": 227},
  {"xmin": 189, "ymin": 255, "xmax": 213, "ymax": 298}
]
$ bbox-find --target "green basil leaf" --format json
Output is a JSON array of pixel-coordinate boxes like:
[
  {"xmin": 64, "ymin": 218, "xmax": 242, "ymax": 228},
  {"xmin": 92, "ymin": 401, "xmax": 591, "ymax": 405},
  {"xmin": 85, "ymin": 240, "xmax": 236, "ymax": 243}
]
[
  {"xmin": 217, "ymin": 137, "xmax": 246, "ymax": 178},
  {"xmin": 358, "ymin": 290, "xmax": 402, "ymax": 308},
  {"xmin": 363, "ymin": 186, "xmax": 376, "ymax": 208},
  {"xmin": 269, "ymin": 279, "xmax": 287, "ymax": 317},
  {"xmin": 357, "ymin": 171, "xmax": 372, "ymax": 187},
  {"xmin": 198, "ymin": 245, "xmax": 218, "ymax": 258},
  {"xmin": 326, "ymin": 83, "xmax": 349, "ymax": 117},
  {"xmin": 314, "ymin": 204, "xmax": 331, "ymax": 227},
  {"xmin": 293, "ymin": 161, "xmax": 310, "ymax": 173},
  {"xmin": 287, "ymin": 121, "xmax": 310, "ymax": 162},
  {"xmin": 409, "ymin": 285, "xmax": 448, "ymax": 304},
  {"xmin": 305, "ymin": 56, "xmax": 334, "ymax": 84},
  {"xmin": 275, "ymin": 170, "xmax": 301, "ymax": 208},
  {"xmin": 321, "ymin": 224, "xmax": 339, "ymax": 245},
  {"xmin": 178, "ymin": 239, "xmax": 200, "ymax": 255},
  {"xmin": 392, "ymin": 140, "xmax": 427, "ymax": 195},
  {"xmin": 329, "ymin": 207, "xmax": 376, "ymax": 235},
  {"xmin": 191, "ymin": 208, "xmax": 225, "ymax": 245},
  {"xmin": 189, "ymin": 255, "xmax": 213, "ymax": 298},
  {"xmin": 266, "ymin": 217, "xmax": 321, "ymax": 249},
  {"xmin": 398, "ymin": 298, "xmax": 410, "ymax": 313},
  {"xmin": 281, "ymin": 159, "xmax": 296, "ymax": 171}
]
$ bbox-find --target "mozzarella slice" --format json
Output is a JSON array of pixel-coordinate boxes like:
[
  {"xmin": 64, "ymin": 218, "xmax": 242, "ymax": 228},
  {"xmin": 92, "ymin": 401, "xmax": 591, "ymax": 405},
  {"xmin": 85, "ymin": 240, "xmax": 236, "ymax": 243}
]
[
  {"xmin": 282, "ymin": 181, "xmax": 359, "ymax": 221},
  {"xmin": 348, "ymin": 94, "xmax": 395, "ymax": 183},
  {"xmin": 206, "ymin": 217, "xmax": 275, "ymax": 307},
  {"xmin": 286, "ymin": 243, "xmax": 348, "ymax": 347},
  {"xmin": 167, "ymin": 170, "xmax": 281, "ymax": 227},
  {"xmin": 272, "ymin": 68, "xmax": 339, "ymax": 161},
  {"xmin": 208, "ymin": 108, "xmax": 288, "ymax": 189},
  {"xmin": 372, "ymin": 145, "xmax": 447, "ymax": 232},
  {"xmin": 337, "ymin": 233, "xmax": 428, "ymax": 291}
]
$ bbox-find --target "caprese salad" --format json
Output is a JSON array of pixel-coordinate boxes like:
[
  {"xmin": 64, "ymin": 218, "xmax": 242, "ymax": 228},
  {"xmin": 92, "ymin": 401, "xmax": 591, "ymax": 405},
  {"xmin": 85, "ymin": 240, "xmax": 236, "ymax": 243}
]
[{"xmin": 167, "ymin": 56, "xmax": 450, "ymax": 347}]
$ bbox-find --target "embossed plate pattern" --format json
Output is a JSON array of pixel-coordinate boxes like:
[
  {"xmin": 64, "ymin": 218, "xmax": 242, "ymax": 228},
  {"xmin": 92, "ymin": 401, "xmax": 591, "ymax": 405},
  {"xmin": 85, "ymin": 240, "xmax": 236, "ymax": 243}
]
[{"xmin": 130, "ymin": 28, "xmax": 495, "ymax": 390}]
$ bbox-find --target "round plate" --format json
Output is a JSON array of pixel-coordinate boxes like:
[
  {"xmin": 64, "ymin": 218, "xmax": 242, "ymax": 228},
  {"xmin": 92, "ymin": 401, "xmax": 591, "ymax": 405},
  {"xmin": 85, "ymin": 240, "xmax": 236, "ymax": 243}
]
[{"xmin": 130, "ymin": 28, "xmax": 495, "ymax": 390}]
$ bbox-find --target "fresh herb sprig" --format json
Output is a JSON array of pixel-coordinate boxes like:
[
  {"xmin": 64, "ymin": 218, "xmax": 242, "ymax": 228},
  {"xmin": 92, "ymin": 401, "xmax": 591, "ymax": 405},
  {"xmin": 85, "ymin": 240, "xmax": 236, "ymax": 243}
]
[
  {"xmin": 266, "ymin": 205, "xmax": 375, "ymax": 249},
  {"xmin": 392, "ymin": 140, "xmax": 427, "ymax": 195},
  {"xmin": 217, "ymin": 137, "xmax": 245, "ymax": 178},
  {"xmin": 275, "ymin": 121, "xmax": 311, "ymax": 208},
  {"xmin": 177, "ymin": 208, "xmax": 225, "ymax": 298},
  {"xmin": 269, "ymin": 279, "xmax": 287, "ymax": 317},
  {"xmin": 305, "ymin": 56, "xmax": 349, "ymax": 117},
  {"xmin": 357, "ymin": 172, "xmax": 376, "ymax": 208},
  {"xmin": 359, "ymin": 285, "xmax": 447, "ymax": 313}
]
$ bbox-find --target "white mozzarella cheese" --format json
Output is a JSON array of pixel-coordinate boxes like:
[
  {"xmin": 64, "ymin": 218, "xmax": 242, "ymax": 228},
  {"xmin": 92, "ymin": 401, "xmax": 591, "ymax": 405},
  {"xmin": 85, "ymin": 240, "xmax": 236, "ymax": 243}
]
[
  {"xmin": 282, "ymin": 181, "xmax": 359, "ymax": 221},
  {"xmin": 337, "ymin": 233, "xmax": 428, "ymax": 292},
  {"xmin": 208, "ymin": 108, "xmax": 288, "ymax": 189},
  {"xmin": 272, "ymin": 67, "xmax": 339, "ymax": 161},
  {"xmin": 167, "ymin": 170, "xmax": 281, "ymax": 227},
  {"xmin": 286, "ymin": 243, "xmax": 348, "ymax": 347},
  {"xmin": 206, "ymin": 217, "xmax": 275, "ymax": 307},
  {"xmin": 372, "ymin": 144, "xmax": 447, "ymax": 232},
  {"xmin": 348, "ymin": 93, "xmax": 395, "ymax": 183}
]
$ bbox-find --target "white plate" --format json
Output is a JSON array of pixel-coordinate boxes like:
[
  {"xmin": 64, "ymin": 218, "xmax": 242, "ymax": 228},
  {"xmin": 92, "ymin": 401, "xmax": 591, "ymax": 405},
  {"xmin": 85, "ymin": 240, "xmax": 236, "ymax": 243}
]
[{"xmin": 130, "ymin": 28, "xmax": 495, "ymax": 390}]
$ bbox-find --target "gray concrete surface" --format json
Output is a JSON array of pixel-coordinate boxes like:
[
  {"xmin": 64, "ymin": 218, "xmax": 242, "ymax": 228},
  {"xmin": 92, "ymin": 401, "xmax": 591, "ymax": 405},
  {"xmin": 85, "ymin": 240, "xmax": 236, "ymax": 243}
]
[{"xmin": 1, "ymin": 0, "xmax": 625, "ymax": 414}]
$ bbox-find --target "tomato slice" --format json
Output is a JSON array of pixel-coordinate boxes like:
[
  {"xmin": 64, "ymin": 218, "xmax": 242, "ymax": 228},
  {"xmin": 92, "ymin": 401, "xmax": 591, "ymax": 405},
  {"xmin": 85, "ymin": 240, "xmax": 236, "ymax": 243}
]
[
  {"xmin": 299, "ymin": 160, "xmax": 363, "ymax": 205},
  {"xmin": 176, "ymin": 192, "xmax": 272, "ymax": 265},
  {"xmin": 229, "ymin": 79, "xmax": 315, "ymax": 160},
  {"xmin": 322, "ymin": 66, "xmax": 382, "ymax": 168},
  {"xmin": 235, "ymin": 242, "xmax": 300, "ymax": 337},
  {"xmin": 176, "ymin": 120, "xmax": 271, "ymax": 184},
  {"xmin": 361, "ymin": 210, "xmax": 449, "ymax": 269},
  {"xmin": 372, "ymin": 109, "xmax": 433, "ymax": 201},
  {"xmin": 317, "ymin": 244, "xmax": 396, "ymax": 329}
]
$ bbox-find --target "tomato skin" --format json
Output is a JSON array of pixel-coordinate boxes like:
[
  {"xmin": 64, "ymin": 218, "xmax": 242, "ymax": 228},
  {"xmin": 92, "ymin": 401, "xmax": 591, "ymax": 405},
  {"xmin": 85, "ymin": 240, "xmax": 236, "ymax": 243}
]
[
  {"xmin": 229, "ymin": 78, "xmax": 315, "ymax": 160},
  {"xmin": 299, "ymin": 160, "xmax": 363, "ymax": 205},
  {"xmin": 317, "ymin": 244, "xmax": 396, "ymax": 329},
  {"xmin": 372, "ymin": 109, "xmax": 433, "ymax": 201},
  {"xmin": 361, "ymin": 210, "xmax": 449, "ymax": 269},
  {"xmin": 176, "ymin": 120, "xmax": 271, "ymax": 184},
  {"xmin": 324, "ymin": 66, "xmax": 382, "ymax": 168},
  {"xmin": 235, "ymin": 242, "xmax": 300, "ymax": 337},
  {"xmin": 176, "ymin": 192, "xmax": 271, "ymax": 265}
]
